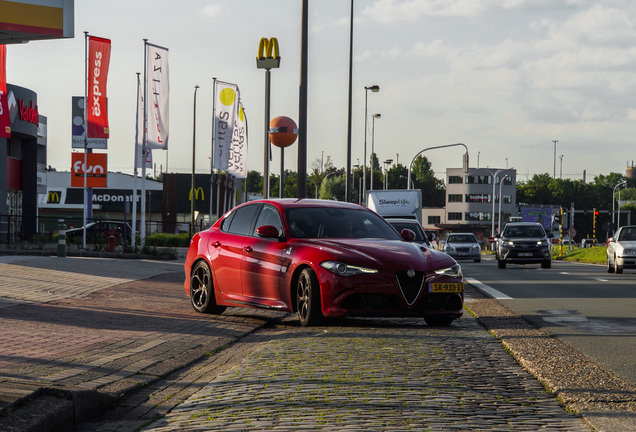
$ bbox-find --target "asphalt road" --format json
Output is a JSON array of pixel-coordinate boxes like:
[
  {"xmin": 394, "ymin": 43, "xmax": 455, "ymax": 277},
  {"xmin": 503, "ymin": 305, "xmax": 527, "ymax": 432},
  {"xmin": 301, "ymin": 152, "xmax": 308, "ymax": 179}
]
[{"xmin": 462, "ymin": 254, "xmax": 636, "ymax": 387}]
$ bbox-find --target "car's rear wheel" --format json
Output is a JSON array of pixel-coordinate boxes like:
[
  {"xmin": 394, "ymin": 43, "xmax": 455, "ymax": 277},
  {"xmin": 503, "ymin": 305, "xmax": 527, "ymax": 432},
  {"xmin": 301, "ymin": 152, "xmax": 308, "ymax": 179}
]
[
  {"xmin": 425, "ymin": 315, "xmax": 454, "ymax": 326},
  {"xmin": 474, "ymin": 257, "xmax": 481, "ymax": 263},
  {"xmin": 296, "ymin": 268, "xmax": 323, "ymax": 327},
  {"xmin": 541, "ymin": 260, "xmax": 551, "ymax": 269},
  {"xmin": 497, "ymin": 259, "xmax": 506, "ymax": 269},
  {"xmin": 614, "ymin": 255, "xmax": 623, "ymax": 274},
  {"xmin": 607, "ymin": 256, "xmax": 615, "ymax": 273},
  {"xmin": 190, "ymin": 261, "xmax": 226, "ymax": 314}
]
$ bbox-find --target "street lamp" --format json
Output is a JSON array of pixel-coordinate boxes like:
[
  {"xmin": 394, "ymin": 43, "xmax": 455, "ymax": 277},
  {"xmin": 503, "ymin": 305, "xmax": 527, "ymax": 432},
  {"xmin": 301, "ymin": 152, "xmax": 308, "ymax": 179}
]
[
  {"xmin": 559, "ymin": 154, "xmax": 564, "ymax": 179},
  {"xmin": 190, "ymin": 85, "xmax": 199, "ymax": 238},
  {"xmin": 363, "ymin": 85, "xmax": 380, "ymax": 199},
  {"xmin": 383, "ymin": 159, "xmax": 393, "ymax": 190},
  {"xmin": 407, "ymin": 143, "xmax": 469, "ymax": 190},
  {"xmin": 370, "ymin": 113, "xmax": 381, "ymax": 191},
  {"xmin": 498, "ymin": 174, "xmax": 509, "ymax": 232},
  {"xmin": 613, "ymin": 180, "xmax": 627, "ymax": 233},
  {"xmin": 400, "ymin": 175, "xmax": 414, "ymax": 189},
  {"xmin": 308, "ymin": 178, "xmax": 318, "ymax": 199}
]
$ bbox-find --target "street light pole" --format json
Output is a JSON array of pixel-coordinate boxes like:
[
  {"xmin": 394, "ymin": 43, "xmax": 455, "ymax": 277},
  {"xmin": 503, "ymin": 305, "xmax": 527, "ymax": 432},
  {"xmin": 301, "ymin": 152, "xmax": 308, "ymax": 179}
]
[
  {"xmin": 552, "ymin": 139, "xmax": 558, "ymax": 178},
  {"xmin": 363, "ymin": 85, "xmax": 379, "ymax": 200},
  {"xmin": 370, "ymin": 113, "xmax": 381, "ymax": 191},
  {"xmin": 498, "ymin": 174, "xmax": 509, "ymax": 232},
  {"xmin": 345, "ymin": 0, "xmax": 354, "ymax": 202},
  {"xmin": 407, "ymin": 143, "xmax": 469, "ymax": 190},
  {"xmin": 190, "ymin": 85, "xmax": 199, "ymax": 238},
  {"xmin": 613, "ymin": 180, "xmax": 627, "ymax": 233}
]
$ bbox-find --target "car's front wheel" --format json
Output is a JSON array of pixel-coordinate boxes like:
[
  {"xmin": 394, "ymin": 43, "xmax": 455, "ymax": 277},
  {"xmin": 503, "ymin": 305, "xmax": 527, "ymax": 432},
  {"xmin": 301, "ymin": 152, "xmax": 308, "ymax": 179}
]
[
  {"xmin": 541, "ymin": 260, "xmax": 551, "ymax": 269},
  {"xmin": 497, "ymin": 259, "xmax": 506, "ymax": 269},
  {"xmin": 614, "ymin": 255, "xmax": 624, "ymax": 274},
  {"xmin": 607, "ymin": 256, "xmax": 615, "ymax": 273},
  {"xmin": 190, "ymin": 261, "xmax": 226, "ymax": 314},
  {"xmin": 296, "ymin": 268, "xmax": 323, "ymax": 327}
]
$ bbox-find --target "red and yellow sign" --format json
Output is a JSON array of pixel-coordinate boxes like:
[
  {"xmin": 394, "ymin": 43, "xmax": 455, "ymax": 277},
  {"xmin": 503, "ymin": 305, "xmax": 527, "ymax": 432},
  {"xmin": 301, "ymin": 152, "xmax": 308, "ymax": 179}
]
[{"xmin": 71, "ymin": 153, "xmax": 107, "ymax": 188}]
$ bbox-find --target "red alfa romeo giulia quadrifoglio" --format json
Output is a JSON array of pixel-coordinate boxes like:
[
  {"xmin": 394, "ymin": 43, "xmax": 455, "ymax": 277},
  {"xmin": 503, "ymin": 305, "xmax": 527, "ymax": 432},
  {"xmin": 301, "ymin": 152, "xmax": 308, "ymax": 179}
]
[{"xmin": 184, "ymin": 199, "xmax": 463, "ymax": 327}]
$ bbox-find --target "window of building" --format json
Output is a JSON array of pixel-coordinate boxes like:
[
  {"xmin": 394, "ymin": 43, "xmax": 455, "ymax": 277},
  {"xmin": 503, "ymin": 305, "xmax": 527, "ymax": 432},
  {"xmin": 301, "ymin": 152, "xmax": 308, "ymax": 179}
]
[
  {"xmin": 448, "ymin": 194, "xmax": 462, "ymax": 202},
  {"xmin": 503, "ymin": 177, "xmax": 513, "ymax": 185},
  {"xmin": 448, "ymin": 175, "xmax": 463, "ymax": 184},
  {"xmin": 464, "ymin": 175, "xmax": 475, "ymax": 184},
  {"xmin": 428, "ymin": 216, "xmax": 441, "ymax": 224},
  {"xmin": 502, "ymin": 195, "xmax": 512, "ymax": 204},
  {"xmin": 477, "ymin": 175, "xmax": 491, "ymax": 185},
  {"xmin": 448, "ymin": 212, "xmax": 462, "ymax": 221}
]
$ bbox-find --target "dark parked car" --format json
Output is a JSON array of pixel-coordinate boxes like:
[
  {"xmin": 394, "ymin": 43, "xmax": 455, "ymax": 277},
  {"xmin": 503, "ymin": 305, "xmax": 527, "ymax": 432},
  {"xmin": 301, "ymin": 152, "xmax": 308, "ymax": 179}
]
[
  {"xmin": 495, "ymin": 222, "xmax": 553, "ymax": 269},
  {"xmin": 184, "ymin": 199, "xmax": 464, "ymax": 327},
  {"xmin": 65, "ymin": 221, "xmax": 133, "ymax": 245},
  {"xmin": 606, "ymin": 225, "xmax": 636, "ymax": 274},
  {"xmin": 581, "ymin": 238, "xmax": 599, "ymax": 248}
]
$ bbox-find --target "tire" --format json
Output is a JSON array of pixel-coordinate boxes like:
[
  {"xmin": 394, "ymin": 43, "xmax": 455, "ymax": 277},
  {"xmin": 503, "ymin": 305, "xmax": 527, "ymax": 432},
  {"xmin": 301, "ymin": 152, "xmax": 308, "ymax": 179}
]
[
  {"xmin": 607, "ymin": 256, "xmax": 615, "ymax": 273},
  {"xmin": 541, "ymin": 260, "xmax": 551, "ymax": 269},
  {"xmin": 425, "ymin": 315, "xmax": 454, "ymax": 326},
  {"xmin": 296, "ymin": 268, "xmax": 323, "ymax": 327},
  {"xmin": 497, "ymin": 259, "xmax": 506, "ymax": 269},
  {"xmin": 614, "ymin": 255, "xmax": 623, "ymax": 274},
  {"xmin": 190, "ymin": 261, "xmax": 226, "ymax": 314},
  {"xmin": 474, "ymin": 258, "xmax": 481, "ymax": 263}
]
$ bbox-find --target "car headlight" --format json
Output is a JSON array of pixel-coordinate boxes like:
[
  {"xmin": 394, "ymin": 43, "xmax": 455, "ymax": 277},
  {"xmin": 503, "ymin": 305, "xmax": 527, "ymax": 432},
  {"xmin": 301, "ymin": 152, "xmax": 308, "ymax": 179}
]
[
  {"xmin": 505, "ymin": 240, "xmax": 514, "ymax": 246},
  {"xmin": 537, "ymin": 240, "xmax": 548, "ymax": 246},
  {"xmin": 470, "ymin": 244, "xmax": 480, "ymax": 252},
  {"xmin": 622, "ymin": 249, "xmax": 636, "ymax": 256},
  {"xmin": 434, "ymin": 264, "xmax": 462, "ymax": 278},
  {"xmin": 445, "ymin": 245, "xmax": 456, "ymax": 253},
  {"xmin": 320, "ymin": 261, "xmax": 378, "ymax": 276}
]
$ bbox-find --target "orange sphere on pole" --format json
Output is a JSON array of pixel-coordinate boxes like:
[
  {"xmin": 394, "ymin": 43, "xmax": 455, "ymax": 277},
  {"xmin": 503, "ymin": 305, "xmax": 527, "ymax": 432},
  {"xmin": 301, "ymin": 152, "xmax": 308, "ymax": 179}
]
[{"xmin": 269, "ymin": 116, "xmax": 298, "ymax": 148}]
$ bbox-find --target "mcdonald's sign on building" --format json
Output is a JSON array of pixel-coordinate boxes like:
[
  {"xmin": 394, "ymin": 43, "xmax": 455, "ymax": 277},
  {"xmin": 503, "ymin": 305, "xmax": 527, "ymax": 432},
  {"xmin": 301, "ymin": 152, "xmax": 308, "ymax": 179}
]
[
  {"xmin": 47, "ymin": 190, "xmax": 61, "ymax": 204},
  {"xmin": 189, "ymin": 187, "xmax": 205, "ymax": 202},
  {"xmin": 256, "ymin": 37, "xmax": 280, "ymax": 69}
]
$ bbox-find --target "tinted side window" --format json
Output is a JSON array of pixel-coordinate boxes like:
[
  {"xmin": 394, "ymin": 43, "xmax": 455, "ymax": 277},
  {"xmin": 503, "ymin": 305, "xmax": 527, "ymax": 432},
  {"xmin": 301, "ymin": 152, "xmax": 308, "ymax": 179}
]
[
  {"xmin": 227, "ymin": 204, "xmax": 261, "ymax": 235},
  {"xmin": 219, "ymin": 211, "xmax": 236, "ymax": 232}
]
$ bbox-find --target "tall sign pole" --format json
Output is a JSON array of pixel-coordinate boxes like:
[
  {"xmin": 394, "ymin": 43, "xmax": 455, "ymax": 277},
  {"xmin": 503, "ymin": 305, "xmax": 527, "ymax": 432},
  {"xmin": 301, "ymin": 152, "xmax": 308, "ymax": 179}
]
[
  {"xmin": 345, "ymin": 0, "xmax": 354, "ymax": 202},
  {"xmin": 297, "ymin": 0, "xmax": 308, "ymax": 199}
]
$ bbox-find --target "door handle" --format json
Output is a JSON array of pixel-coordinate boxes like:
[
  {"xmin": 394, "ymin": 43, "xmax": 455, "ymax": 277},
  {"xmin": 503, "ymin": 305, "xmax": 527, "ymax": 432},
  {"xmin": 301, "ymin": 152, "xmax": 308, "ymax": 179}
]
[
  {"xmin": 213, "ymin": 241, "xmax": 221, "ymax": 248},
  {"xmin": 243, "ymin": 246, "xmax": 253, "ymax": 253}
]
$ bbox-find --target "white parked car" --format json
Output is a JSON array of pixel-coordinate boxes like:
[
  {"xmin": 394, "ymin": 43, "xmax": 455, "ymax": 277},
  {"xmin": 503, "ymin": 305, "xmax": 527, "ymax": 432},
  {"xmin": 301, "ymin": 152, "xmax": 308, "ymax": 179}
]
[
  {"xmin": 607, "ymin": 225, "xmax": 636, "ymax": 274},
  {"xmin": 443, "ymin": 233, "xmax": 481, "ymax": 263}
]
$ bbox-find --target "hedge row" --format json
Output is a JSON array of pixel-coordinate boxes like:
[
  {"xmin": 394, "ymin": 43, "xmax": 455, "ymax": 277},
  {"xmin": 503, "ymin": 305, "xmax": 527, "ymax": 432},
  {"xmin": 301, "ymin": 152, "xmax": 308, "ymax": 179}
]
[{"xmin": 144, "ymin": 233, "xmax": 191, "ymax": 248}]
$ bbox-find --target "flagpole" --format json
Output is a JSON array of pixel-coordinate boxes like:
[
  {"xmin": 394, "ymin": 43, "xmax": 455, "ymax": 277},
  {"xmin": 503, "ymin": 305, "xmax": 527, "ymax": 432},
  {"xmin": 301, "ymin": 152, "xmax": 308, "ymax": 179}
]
[
  {"xmin": 210, "ymin": 77, "xmax": 217, "ymax": 224},
  {"xmin": 82, "ymin": 31, "xmax": 88, "ymax": 250},
  {"xmin": 132, "ymin": 72, "xmax": 140, "ymax": 249},
  {"xmin": 141, "ymin": 39, "xmax": 148, "ymax": 246}
]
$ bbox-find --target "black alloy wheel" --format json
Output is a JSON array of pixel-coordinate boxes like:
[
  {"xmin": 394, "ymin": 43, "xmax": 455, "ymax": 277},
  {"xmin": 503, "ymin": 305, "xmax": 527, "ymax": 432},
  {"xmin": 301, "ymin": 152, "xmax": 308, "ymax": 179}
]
[
  {"xmin": 190, "ymin": 261, "xmax": 226, "ymax": 314},
  {"xmin": 296, "ymin": 268, "xmax": 323, "ymax": 327}
]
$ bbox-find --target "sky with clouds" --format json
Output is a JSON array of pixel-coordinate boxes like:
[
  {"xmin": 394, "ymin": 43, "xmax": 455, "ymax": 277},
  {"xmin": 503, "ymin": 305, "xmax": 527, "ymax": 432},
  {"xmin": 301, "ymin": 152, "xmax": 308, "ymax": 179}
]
[{"xmin": 6, "ymin": 0, "xmax": 636, "ymax": 183}]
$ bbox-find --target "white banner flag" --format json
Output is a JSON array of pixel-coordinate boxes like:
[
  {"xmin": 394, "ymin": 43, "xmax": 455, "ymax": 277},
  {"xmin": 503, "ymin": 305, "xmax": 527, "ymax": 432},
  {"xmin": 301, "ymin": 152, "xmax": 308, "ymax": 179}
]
[
  {"xmin": 213, "ymin": 80, "xmax": 239, "ymax": 171},
  {"xmin": 135, "ymin": 74, "xmax": 152, "ymax": 169},
  {"xmin": 146, "ymin": 43, "xmax": 169, "ymax": 150},
  {"xmin": 228, "ymin": 101, "xmax": 247, "ymax": 178}
]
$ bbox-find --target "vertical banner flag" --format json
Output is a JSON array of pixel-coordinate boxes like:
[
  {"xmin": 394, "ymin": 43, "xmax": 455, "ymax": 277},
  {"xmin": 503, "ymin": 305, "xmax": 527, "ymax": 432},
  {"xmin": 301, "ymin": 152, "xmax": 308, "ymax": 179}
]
[
  {"xmin": 146, "ymin": 43, "xmax": 169, "ymax": 149},
  {"xmin": 213, "ymin": 80, "xmax": 239, "ymax": 171},
  {"xmin": 228, "ymin": 101, "xmax": 247, "ymax": 178},
  {"xmin": 0, "ymin": 45, "xmax": 10, "ymax": 138},
  {"xmin": 135, "ymin": 74, "xmax": 152, "ymax": 169},
  {"xmin": 87, "ymin": 36, "xmax": 111, "ymax": 139}
]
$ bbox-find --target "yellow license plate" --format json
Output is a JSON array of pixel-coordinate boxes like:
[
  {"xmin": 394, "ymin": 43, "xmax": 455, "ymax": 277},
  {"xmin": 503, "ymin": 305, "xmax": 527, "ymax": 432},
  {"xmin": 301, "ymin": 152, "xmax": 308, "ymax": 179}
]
[{"xmin": 430, "ymin": 282, "xmax": 463, "ymax": 293}]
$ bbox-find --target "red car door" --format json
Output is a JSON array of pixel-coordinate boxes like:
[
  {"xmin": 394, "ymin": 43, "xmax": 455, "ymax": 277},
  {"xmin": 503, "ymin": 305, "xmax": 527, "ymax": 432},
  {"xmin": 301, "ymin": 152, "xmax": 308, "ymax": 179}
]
[
  {"xmin": 211, "ymin": 204, "xmax": 261, "ymax": 297},
  {"xmin": 241, "ymin": 204, "xmax": 290, "ymax": 301}
]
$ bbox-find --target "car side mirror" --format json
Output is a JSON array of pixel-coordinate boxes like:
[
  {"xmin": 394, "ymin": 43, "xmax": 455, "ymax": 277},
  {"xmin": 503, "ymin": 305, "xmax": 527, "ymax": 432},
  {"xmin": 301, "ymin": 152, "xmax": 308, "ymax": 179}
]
[
  {"xmin": 608, "ymin": 237, "xmax": 615, "ymax": 243},
  {"xmin": 401, "ymin": 228, "xmax": 416, "ymax": 242},
  {"xmin": 255, "ymin": 225, "xmax": 282, "ymax": 240},
  {"xmin": 427, "ymin": 232, "xmax": 436, "ymax": 241}
]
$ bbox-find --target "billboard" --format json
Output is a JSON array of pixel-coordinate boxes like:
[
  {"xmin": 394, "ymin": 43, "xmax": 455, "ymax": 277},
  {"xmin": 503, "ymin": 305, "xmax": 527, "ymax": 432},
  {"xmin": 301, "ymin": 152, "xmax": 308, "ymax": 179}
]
[
  {"xmin": 521, "ymin": 207, "xmax": 552, "ymax": 230},
  {"xmin": 71, "ymin": 152, "xmax": 107, "ymax": 188}
]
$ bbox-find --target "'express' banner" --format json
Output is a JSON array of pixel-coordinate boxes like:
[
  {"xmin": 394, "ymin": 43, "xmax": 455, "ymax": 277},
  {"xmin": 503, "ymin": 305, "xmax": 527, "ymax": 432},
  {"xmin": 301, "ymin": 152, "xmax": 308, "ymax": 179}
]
[{"xmin": 87, "ymin": 36, "xmax": 111, "ymax": 139}]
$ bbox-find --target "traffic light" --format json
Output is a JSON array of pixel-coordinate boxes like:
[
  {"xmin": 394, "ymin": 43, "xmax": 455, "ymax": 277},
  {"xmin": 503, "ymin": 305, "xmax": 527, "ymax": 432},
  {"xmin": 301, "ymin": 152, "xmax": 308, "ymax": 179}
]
[{"xmin": 593, "ymin": 208, "xmax": 598, "ymax": 239}]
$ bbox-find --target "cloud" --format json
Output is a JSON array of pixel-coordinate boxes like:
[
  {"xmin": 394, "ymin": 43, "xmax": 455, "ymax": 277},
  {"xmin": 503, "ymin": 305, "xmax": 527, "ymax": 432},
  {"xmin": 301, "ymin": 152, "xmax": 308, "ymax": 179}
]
[{"xmin": 202, "ymin": 4, "xmax": 223, "ymax": 18}]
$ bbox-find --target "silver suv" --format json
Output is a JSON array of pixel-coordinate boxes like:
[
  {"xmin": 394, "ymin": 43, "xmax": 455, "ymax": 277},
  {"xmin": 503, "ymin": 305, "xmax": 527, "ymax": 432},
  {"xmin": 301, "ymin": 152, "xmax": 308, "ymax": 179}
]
[{"xmin": 495, "ymin": 222, "xmax": 552, "ymax": 269}]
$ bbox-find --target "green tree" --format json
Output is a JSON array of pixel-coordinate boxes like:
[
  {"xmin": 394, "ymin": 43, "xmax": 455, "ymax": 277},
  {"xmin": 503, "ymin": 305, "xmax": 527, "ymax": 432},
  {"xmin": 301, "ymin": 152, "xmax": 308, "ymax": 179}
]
[{"xmin": 410, "ymin": 156, "xmax": 445, "ymax": 207}]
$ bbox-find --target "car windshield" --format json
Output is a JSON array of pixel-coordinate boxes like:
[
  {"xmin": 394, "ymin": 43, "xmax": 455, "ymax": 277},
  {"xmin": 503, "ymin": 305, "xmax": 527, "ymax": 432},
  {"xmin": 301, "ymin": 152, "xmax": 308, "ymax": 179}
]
[
  {"xmin": 287, "ymin": 207, "xmax": 401, "ymax": 240},
  {"xmin": 387, "ymin": 222, "xmax": 427, "ymax": 243},
  {"xmin": 618, "ymin": 228, "xmax": 636, "ymax": 241},
  {"xmin": 447, "ymin": 235, "xmax": 476, "ymax": 243},
  {"xmin": 503, "ymin": 225, "xmax": 545, "ymax": 238}
]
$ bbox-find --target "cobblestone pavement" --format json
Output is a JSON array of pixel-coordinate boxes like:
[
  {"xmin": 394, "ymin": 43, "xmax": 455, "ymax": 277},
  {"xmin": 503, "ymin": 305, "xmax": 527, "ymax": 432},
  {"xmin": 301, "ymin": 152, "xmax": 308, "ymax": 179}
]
[
  {"xmin": 138, "ymin": 316, "xmax": 592, "ymax": 432},
  {"xmin": 1, "ymin": 255, "xmax": 635, "ymax": 431}
]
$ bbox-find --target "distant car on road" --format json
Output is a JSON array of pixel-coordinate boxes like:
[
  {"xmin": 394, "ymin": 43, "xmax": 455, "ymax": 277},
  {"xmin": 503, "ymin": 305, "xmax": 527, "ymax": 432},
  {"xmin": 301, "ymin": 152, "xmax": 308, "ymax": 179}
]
[
  {"xmin": 385, "ymin": 218, "xmax": 432, "ymax": 248},
  {"xmin": 442, "ymin": 233, "xmax": 481, "ymax": 262},
  {"xmin": 606, "ymin": 225, "xmax": 636, "ymax": 274},
  {"xmin": 65, "ymin": 220, "xmax": 133, "ymax": 245},
  {"xmin": 495, "ymin": 222, "xmax": 553, "ymax": 269},
  {"xmin": 581, "ymin": 238, "xmax": 599, "ymax": 248}
]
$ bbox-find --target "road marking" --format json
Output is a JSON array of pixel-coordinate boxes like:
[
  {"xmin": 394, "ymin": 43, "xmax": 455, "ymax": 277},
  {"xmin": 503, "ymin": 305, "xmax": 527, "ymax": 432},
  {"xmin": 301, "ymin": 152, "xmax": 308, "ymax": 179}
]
[{"xmin": 464, "ymin": 277, "xmax": 512, "ymax": 300}]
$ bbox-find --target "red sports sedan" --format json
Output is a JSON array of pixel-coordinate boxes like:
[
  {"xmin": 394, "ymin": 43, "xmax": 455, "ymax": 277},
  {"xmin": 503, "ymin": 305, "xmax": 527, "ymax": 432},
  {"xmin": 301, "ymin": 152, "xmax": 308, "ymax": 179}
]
[{"xmin": 184, "ymin": 199, "xmax": 463, "ymax": 326}]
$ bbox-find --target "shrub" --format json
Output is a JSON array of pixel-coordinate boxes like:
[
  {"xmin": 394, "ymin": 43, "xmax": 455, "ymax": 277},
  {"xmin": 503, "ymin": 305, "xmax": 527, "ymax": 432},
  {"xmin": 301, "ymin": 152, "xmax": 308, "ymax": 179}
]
[{"xmin": 145, "ymin": 233, "xmax": 190, "ymax": 248}]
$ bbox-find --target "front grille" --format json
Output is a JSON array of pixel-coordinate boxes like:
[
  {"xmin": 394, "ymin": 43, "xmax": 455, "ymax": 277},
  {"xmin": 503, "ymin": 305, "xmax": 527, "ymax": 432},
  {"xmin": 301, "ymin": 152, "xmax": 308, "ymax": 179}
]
[{"xmin": 395, "ymin": 270, "xmax": 425, "ymax": 306}]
